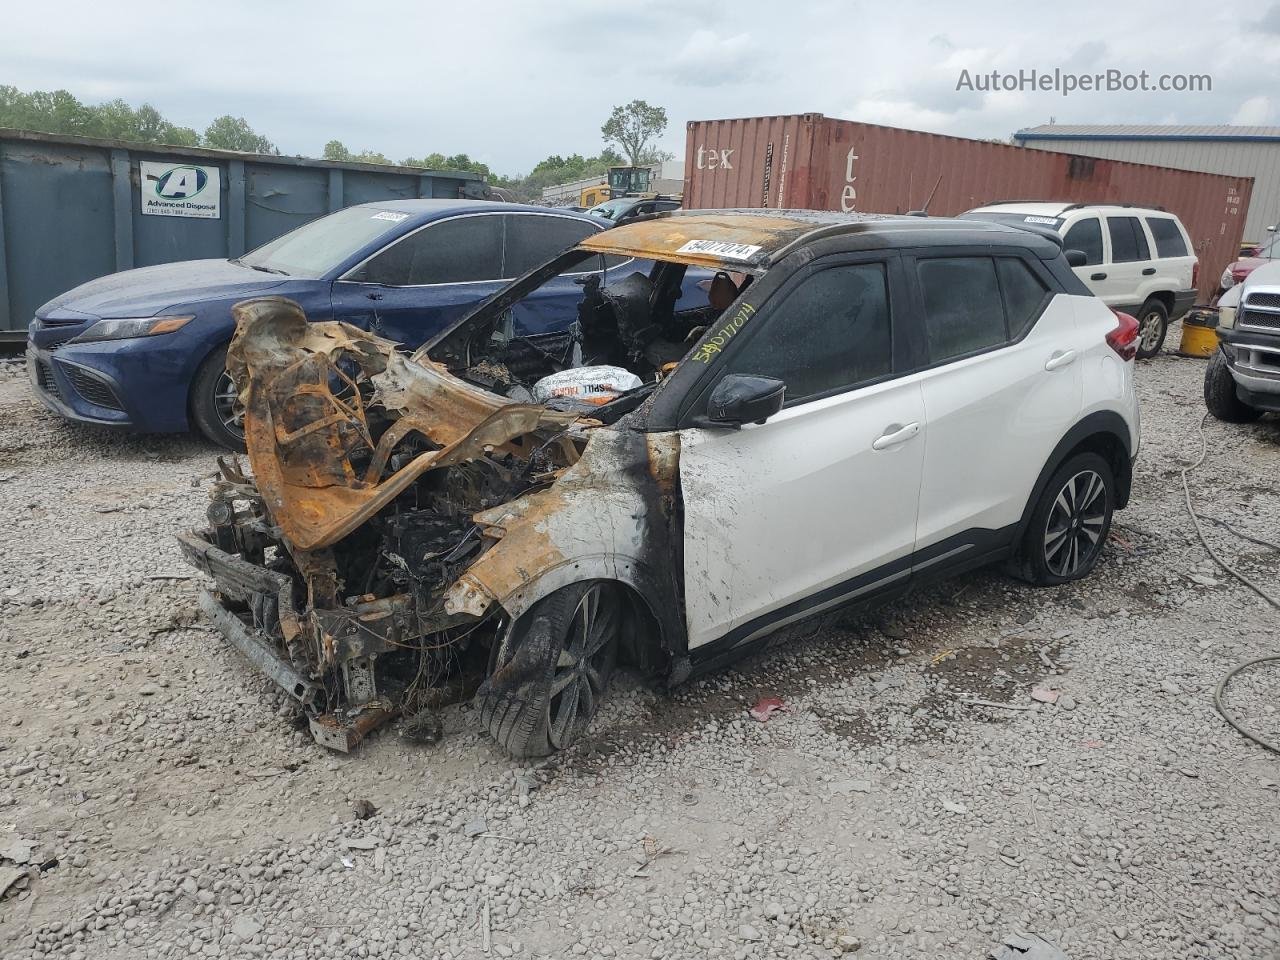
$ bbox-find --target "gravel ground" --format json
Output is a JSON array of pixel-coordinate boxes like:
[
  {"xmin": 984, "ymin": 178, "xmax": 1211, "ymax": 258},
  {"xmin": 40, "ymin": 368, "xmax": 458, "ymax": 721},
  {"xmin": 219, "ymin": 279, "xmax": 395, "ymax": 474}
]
[{"xmin": 1, "ymin": 341, "xmax": 1278, "ymax": 960}]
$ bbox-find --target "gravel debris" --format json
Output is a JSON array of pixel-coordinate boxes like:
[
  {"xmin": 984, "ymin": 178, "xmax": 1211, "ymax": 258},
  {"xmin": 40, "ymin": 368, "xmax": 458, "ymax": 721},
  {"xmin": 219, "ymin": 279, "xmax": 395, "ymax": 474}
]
[{"xmin": 1, "ymin": 344, "xmax": 1278, "ymax": 959}]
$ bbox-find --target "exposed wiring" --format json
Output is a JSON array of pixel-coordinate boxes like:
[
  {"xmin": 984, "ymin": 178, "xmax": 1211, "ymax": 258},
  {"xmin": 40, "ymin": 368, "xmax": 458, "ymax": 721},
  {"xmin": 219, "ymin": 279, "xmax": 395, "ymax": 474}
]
[{"xmin": 1181, "ymin": 410, "xmax": 1280, "ymax": 754}]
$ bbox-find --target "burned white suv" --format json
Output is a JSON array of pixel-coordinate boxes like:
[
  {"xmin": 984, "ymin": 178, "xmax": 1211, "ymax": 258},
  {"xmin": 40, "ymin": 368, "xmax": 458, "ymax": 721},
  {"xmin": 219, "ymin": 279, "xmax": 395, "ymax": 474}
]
[{"xmin": 179, "ymin": 211, "xmax": 1141, "ymax": 757}]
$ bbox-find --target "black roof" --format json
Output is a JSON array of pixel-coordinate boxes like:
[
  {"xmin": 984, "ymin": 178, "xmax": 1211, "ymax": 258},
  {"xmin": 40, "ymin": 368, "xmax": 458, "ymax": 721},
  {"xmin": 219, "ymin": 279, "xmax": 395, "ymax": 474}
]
[{"xmin": 672, "ymin": 208, "xmax": 1065, "ymax": 261}]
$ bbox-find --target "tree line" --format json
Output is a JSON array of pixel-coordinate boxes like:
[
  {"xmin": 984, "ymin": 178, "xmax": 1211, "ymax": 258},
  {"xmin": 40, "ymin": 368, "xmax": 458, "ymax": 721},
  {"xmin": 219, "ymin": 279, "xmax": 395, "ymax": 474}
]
[
  {"xmin": 0, "ymin": 85, "xmax": 278, "ymax": 153},
  {"xmin": 0, "ymin": 85, "xmax": 672, "ymax": 202}
]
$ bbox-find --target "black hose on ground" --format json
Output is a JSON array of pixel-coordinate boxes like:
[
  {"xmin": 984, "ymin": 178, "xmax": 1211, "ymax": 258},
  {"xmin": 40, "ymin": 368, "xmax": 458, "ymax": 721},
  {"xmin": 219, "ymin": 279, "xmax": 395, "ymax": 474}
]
[
  {"xmin": 1214, "ymin": 655, "xmax": 1280, "ymax": 754},
  {"xmin": 1181, "ymin": 411, "xmax": 1280, "ymax": 755}
]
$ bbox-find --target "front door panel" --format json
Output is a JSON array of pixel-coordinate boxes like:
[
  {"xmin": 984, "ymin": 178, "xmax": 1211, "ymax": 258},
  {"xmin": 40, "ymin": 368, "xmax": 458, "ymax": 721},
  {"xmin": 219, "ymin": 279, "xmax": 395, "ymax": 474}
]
[{"xmin": 679, "ymin": 377, "xmax": 926, "ymax": 651}]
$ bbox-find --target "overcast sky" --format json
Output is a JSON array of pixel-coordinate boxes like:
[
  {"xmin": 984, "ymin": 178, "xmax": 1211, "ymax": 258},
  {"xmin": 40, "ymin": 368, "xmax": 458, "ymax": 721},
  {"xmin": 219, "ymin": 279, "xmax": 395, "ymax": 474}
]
[{"xmin": 3, "ymin": 0, "xmax": 1278, "ymax": 173}]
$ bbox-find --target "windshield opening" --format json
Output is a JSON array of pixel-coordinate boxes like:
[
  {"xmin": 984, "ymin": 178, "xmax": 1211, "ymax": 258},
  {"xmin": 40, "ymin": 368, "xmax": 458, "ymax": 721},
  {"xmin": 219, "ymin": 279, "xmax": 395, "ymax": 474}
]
[
  {"xmin": 423, "ymin": 243, "xmax": 765, "ymax": 420},
  {"xmin": 587, "ymin": 199, "xmax": 630, "ymax": 221},
  {"xmin": 237, "ymin": 207, "xmax": 410, "ymax": 278}
]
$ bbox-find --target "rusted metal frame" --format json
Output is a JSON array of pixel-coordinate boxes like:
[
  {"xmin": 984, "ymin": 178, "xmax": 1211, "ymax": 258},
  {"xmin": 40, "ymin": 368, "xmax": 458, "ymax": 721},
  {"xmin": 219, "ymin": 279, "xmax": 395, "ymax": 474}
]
[
  {"xmin": 363, "ymin": 415, "xmax": 438, "ymax": 486},
  {"xmin": 177, "ymin": 530, "xmax": 302, "ymax": 644},
  {"xmin": 196, "ymin": 590, "xmax": 324, "ymax": 709},
  {"xmin": 309, "ymin": 707, "xmax": 394, "ymax": 753}
]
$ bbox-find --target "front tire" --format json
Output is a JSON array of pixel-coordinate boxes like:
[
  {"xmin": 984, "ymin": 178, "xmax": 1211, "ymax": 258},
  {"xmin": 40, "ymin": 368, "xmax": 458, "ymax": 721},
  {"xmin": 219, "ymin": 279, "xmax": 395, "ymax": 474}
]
[
  {"xmin": 1204, "ymin": 349, "xmax": 1262, "ymax": 423},
  {"xmin": 190, "ymin": 345, "xmax": 246, "ymax": 451},
  {"xmin": 1135, "ymin": 298, "xmax": 1169, "ymax": 359},
  {"xmin": 1015, "ymin": 452, "xmax": 1115, "ymax": 586},
  {"xmin": 478, "ymin": 581, "xmax": 620, "ymax": 757}
]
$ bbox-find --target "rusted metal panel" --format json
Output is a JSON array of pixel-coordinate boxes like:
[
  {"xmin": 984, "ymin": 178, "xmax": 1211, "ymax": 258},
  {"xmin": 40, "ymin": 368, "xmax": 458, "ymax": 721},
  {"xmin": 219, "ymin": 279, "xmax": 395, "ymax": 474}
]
[
  {"xmin": 578, "ymin": 212, "xmax": 819, "ymax": 269},
  {"xmin": 227, "ymin": 297, "xmax": 580, "ymax": 552},
  {"xmin": 685, "ymin": 114, "xmax": 1254, "ymax": 301}
]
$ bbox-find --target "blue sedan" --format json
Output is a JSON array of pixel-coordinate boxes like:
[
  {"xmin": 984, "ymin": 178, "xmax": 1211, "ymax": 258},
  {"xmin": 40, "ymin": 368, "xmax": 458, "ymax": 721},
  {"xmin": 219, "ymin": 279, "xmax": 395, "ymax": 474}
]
[{"xmin": 27, "ymin": 200, "xmax": 675, "ymax": 448}]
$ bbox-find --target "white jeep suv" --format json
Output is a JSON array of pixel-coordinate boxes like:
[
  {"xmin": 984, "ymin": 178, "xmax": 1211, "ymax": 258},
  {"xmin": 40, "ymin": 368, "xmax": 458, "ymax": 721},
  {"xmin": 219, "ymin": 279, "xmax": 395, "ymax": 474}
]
[
  {"xmin": 181, "ymin": 211, "xmax": 1143, "ymax": 756},
  {"xmin": 966, "ymin": 202, "xmax": 1199, "ymax": 359}
]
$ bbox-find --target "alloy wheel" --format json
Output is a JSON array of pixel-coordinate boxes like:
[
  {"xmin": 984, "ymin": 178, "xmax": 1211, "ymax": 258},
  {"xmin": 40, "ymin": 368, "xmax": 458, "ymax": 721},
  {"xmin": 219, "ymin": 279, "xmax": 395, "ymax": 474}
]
[
  {"xmin": 1043, "ymin": 469, "xmax": 1108, "ymax": 577},
  {"xmin": 1139, "ymin": 310, "xmax": 1164, "ymax": 352},
  {"xmin": 546, "ymin": 584, "xmax": 616, "ymax": 750},
  {"xmin": 213, "ymin": 369, "xmax": 246, "ymax": 440}
]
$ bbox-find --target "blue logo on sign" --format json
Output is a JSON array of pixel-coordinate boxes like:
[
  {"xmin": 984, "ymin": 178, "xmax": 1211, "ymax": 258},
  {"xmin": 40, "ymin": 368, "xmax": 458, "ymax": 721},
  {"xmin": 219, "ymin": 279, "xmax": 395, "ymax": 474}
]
[{"xmin": 155, "ymin": 166, "xmax": 208, "ymax": 199}]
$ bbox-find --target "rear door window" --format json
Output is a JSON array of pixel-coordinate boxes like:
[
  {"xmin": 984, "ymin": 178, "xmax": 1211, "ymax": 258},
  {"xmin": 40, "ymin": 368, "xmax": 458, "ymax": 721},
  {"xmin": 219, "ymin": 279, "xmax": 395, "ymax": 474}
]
[
  {"xmin": 358, "ymin": 215, "xmax": 503, "ymax": 285},
  {"xmin": 503, "ymin": 214, "xmax": 599, "ymax": 277},
  {"xmin": 1107, "ymin": 216, "xmax": 1149, "ymax": 263},
  {"xmin": 997, "ymin": 257, "xmax": 1051, "ymax": 337},
  {"xmin": 1062, "ymin": 217, "xmax": 1103, "ymax": 266},
  {"xmin": 1145, "ymin": 217, "xmax": 1190, "ymax": 258},
  {"xmin": 724, "ymin": 262, "xmax": 892, "ymax": 403},
  {"xmin": 917, "ymin": 257, "xmax": 1007, "ymax": 362}
]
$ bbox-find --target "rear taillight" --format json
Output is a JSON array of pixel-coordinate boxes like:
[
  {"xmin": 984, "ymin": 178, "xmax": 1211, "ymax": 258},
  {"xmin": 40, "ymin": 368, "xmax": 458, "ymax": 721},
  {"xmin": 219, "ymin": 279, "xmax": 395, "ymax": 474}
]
[
  {"xmin": 1233, "ymin": 267, "xmax": 1249, "ymax": 282},
  {"xmin": 1191, "ymin": 259, "xmax": 1199, "ymax": 290},
  {"xmin": 1106, "ymin": 309, "xmax": 1139, "ymax": 361}
]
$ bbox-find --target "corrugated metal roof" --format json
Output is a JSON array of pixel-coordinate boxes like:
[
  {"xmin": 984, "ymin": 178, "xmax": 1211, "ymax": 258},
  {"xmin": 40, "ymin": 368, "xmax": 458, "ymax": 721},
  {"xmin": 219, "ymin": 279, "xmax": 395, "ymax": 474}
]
[{"xmin": 1017, "ymin": 124, "xmax": 1280, "ymax": 142}]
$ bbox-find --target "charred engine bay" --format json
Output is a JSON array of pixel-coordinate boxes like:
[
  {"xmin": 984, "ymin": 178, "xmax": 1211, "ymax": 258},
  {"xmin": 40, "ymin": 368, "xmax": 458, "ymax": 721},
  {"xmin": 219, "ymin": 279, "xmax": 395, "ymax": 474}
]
[{"xmin": 184, "ymin": 275, "xmax": 709, "ymax": 751}]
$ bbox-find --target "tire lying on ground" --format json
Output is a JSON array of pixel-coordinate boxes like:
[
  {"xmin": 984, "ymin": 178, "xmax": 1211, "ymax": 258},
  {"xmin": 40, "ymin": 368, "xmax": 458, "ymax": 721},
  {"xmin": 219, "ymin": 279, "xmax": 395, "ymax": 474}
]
[{"xmin": 479, "ymin": 580, "xmax": 620, "ymax": 757}]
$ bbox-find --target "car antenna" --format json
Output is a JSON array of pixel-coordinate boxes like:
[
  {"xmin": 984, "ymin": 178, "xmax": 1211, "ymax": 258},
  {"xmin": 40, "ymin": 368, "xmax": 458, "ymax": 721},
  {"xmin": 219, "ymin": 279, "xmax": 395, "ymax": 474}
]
[{"xmin": 906, "ymin": 173, "xmax": 944, "ymax": 218}]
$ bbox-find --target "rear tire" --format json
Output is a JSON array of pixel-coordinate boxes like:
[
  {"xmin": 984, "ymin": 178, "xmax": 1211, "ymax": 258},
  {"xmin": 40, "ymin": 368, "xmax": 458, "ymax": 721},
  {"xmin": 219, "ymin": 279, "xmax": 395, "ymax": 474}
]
[
  {"xmin": 478, "ymin": 581, "xmax": 619, "ymax": 758},
  {"xmin": 1135, "ymin": 298, "xmax": 1169, "ymax": 359},
  {"xmin": 190, "ymin": 345, "xmax": 246, "ymax": 451},
  {"xmin": 1014, "ymin": 452, "xmax": 1115, "ymax": 587},
  {"xmin": 1204, "ymin": 349, "xmax": 1262, "ymax": 423}
]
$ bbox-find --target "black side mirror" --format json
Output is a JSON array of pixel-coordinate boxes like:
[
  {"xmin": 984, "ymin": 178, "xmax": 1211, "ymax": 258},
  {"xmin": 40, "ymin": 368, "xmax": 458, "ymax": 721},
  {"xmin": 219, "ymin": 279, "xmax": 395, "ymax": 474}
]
[
  {"xmin": 704, "ymin": 375, "xmax": 786, "ymax": 427},
  {"xmin": 1065, "ymin": 249, "xmax": 1088, "ymax": 267}
]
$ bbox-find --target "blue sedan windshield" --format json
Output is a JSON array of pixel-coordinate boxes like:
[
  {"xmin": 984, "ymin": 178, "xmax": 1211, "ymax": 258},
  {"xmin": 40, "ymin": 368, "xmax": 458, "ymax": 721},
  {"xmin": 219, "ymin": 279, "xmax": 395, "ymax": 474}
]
[{"xmin": 237, "ymin": 207, "xmax": 411, "ymax": 278}]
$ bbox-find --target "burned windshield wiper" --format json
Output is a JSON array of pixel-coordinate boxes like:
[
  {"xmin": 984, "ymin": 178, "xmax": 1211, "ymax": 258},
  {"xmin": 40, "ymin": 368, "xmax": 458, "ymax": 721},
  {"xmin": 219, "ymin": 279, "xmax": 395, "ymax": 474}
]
[{"xmin": 245, "ymin": 263, "xmax": 291, "ymax": 276}]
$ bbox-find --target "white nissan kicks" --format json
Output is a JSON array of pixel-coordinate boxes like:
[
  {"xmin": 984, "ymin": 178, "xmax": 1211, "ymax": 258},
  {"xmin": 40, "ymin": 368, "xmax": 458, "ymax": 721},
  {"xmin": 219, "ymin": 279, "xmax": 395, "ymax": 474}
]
[{"xmin": 182, "ymin": 210, "xmax": 1143, "ymax": 756}]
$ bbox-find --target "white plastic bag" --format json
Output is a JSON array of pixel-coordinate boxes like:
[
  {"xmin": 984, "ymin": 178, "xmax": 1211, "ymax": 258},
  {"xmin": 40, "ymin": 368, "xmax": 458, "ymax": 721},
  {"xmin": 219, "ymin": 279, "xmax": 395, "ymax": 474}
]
[{"xmin": 532, "ymin": 366, "xmax": 643, "ymax": 405}]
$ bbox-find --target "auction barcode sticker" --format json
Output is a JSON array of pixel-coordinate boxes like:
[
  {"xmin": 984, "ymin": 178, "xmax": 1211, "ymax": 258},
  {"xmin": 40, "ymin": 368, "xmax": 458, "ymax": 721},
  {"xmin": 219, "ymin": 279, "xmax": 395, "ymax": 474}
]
[{"xmin": 676, "ymin": 239, "xmax": 764, "ymax": 260}]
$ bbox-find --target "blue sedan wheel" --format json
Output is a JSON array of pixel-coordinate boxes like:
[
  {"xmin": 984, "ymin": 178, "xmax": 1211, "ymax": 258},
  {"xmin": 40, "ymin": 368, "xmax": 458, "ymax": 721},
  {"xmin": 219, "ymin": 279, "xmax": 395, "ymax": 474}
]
[
  {"xmin": 213, "ymin": 370, "xmax": 245, "ymax": 438},
  {"xmin": 190, "ymin": 346, "xmax": 246, "ymax": 451}
]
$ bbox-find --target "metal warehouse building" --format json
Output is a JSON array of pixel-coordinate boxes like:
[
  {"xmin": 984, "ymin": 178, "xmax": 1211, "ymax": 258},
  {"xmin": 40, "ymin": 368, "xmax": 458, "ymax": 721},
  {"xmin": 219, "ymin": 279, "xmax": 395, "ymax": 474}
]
[{"xmin": 1014, "ymin": 125, "xmax": 1280, "ymax": 242}]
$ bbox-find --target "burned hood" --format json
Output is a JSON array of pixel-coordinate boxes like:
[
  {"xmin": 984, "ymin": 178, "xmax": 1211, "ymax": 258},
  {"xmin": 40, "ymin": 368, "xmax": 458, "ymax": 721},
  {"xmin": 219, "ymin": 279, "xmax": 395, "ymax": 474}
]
[{"xmin": 227, "ymin": 297, "xmax": 582, "ymax": 551}]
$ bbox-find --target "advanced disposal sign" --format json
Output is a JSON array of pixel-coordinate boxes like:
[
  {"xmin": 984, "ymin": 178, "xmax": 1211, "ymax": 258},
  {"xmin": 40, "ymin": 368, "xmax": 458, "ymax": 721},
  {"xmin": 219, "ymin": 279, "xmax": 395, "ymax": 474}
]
[{"xmin": 140, "ymin": 161, "xmax": 221, "ymax": 219}]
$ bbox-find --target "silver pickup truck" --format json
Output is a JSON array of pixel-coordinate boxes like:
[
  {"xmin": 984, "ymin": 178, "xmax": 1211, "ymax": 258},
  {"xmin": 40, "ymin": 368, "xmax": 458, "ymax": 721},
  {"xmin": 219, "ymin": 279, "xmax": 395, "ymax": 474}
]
[{"xmin": 1205, "ymin": 260, "xmax": 1280, "ymax": 422}]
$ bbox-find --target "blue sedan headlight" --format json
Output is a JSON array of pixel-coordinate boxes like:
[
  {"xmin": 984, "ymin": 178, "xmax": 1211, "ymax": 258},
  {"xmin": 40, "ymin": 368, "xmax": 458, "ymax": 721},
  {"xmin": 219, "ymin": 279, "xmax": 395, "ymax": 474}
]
[{"xmin": 68, "ymin": 315, "xmax": 194, "ymax": 344}]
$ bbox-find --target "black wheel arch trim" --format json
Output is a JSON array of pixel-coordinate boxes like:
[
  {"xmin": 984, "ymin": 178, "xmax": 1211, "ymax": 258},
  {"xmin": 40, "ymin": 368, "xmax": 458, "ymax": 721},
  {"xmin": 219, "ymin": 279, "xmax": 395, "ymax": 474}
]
[{"xmin": 1014, "ymin": 412, "xmax": 1133, "ymax": 552}]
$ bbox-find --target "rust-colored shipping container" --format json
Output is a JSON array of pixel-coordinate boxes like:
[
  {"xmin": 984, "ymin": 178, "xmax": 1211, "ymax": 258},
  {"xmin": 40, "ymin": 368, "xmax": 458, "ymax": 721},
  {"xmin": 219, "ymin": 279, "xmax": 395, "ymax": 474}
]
[{"xmin": 685, "ymin": 113, "xmax": 1253, "ymax": 300}]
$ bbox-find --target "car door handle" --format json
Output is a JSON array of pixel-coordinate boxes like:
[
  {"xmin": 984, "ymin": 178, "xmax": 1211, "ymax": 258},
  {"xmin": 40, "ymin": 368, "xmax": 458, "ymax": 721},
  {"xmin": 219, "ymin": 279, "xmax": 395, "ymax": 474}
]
[
  {"xmin": 1090, "ymin": 272, "xmax": 1107, "ymax": 281},
  {"xmin": 367, "ymin": 293, "xmax": 384, "ymax": 301},
  {"xmin": 1142, "ymin": 267, "xmax": 1156, "ymax": 275},
  {"xmin": 872, "ymin": 422, "xmax": 920, "ymax": 450},
  {"xmin": 1045, "ymin": 349, "xmax": 1077, "ymax": 371}
]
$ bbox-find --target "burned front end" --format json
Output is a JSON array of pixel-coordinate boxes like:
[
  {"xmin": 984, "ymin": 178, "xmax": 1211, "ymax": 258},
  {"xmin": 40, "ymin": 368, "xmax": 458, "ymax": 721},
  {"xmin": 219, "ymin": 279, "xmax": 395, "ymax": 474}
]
[{"xmin": 178, "ymin": 298, "xmax": 591, "ymax": 751}]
